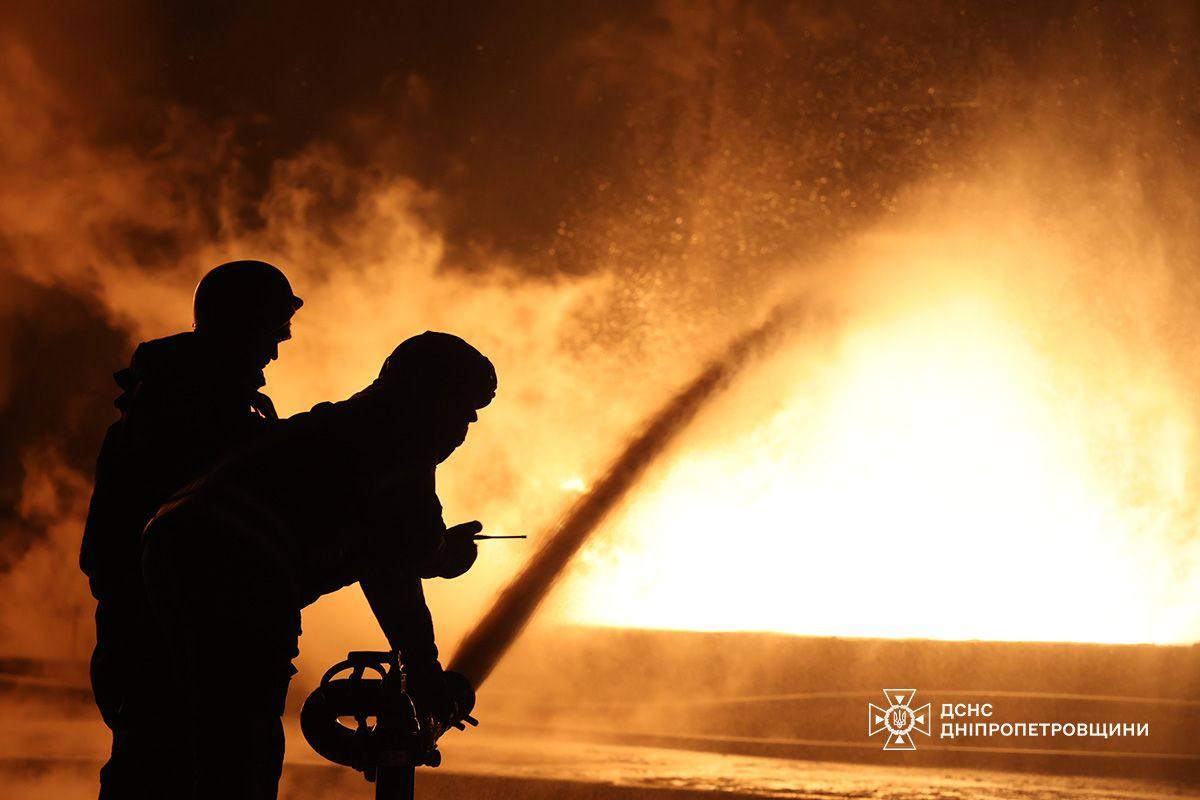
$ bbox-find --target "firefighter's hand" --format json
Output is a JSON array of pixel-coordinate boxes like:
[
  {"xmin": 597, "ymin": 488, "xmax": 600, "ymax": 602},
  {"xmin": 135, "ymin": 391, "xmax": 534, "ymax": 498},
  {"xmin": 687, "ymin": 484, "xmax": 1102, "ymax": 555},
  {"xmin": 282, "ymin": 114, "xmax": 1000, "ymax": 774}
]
[
  {"xmin": 436, "ymin": 520, "xmax": 481, "ymax": 579},
  {"xmin": 405, "ymin": 661, "xmax": 456, "ymax": 723},
  {"xmin": 250, "ymin": 391, "xmax": 279, "ymax": 421}
]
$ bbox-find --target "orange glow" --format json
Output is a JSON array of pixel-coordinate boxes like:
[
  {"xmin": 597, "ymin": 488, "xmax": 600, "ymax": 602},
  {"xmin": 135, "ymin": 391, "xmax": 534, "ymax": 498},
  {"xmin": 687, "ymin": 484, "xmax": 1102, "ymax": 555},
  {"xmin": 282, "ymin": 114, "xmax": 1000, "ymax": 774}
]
[
  {"xmin": 2, "ymin": 6, "xmax": 1198, "ymax": 664},
  {"xmin": 563, "ymin": 222, "xmax": 1200, "ymax": 645}
]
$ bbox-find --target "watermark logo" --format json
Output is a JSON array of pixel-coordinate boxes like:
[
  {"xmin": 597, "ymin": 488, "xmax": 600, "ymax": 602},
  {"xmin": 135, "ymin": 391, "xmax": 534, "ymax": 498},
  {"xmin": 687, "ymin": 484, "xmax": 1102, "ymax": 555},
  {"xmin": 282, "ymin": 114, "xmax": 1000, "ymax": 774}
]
[{"xmin": 868, "ymin": 689, "xmax": 931, "ymax": 751}]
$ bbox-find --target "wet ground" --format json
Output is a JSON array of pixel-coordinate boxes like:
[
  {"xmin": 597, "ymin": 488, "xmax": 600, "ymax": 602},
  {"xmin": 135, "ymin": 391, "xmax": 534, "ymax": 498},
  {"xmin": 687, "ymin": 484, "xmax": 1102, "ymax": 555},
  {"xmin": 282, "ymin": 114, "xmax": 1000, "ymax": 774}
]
[
  {"xmin": 3, "ymin": 635, "xmax": 1198, "ymax": 799},
  {"xmin": 3, "ymin": 707, "xmax": 1196, "ymax": 800}
]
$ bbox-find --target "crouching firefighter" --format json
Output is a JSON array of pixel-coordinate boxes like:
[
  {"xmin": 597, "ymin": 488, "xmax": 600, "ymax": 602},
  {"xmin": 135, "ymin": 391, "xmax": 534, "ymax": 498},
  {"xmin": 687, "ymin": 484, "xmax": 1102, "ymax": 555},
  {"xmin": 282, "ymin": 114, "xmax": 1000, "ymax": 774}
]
[{"xmin": 141, "ymin": 331, "xmax": 496, "ymax": 800}]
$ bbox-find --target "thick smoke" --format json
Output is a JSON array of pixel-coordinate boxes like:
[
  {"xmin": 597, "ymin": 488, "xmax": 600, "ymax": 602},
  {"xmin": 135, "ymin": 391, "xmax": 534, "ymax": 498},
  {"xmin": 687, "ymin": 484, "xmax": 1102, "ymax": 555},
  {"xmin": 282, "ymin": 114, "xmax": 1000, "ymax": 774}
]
[
  {"xmin": 553, "ymin": 7, "xmax": 1200, "ymax": 644},
  {"xmin": 449, "ymin": 300, "xmax": 813, "ymax": 686},
  {"xmin": 0, "ymin": 1, "xmax": 1197, "ymax": 671}
]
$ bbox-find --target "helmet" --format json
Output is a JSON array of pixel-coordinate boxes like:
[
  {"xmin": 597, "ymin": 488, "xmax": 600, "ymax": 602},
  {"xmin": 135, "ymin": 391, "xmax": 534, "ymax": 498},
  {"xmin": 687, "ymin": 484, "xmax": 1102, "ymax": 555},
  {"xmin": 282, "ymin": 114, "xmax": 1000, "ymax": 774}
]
[
  {"xmin": 378, "ymin": 331, "xmax": 497, "ymax": 409},
  {"xmin": 193, "ymin": 260, "xmax": 303, "ymax": 336}
]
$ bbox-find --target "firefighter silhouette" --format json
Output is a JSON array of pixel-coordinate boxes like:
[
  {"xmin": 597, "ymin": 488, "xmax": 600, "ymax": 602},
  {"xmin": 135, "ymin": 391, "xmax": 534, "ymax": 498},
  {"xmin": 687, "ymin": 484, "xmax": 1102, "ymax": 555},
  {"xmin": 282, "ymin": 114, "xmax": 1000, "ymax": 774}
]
[
  {"xmin": 141, "ymin": 331, "xmax": 495, "ymax": 799},
  {"xmin": 81, "ymin": 260, "xmax": 301, "ymax": 799}
]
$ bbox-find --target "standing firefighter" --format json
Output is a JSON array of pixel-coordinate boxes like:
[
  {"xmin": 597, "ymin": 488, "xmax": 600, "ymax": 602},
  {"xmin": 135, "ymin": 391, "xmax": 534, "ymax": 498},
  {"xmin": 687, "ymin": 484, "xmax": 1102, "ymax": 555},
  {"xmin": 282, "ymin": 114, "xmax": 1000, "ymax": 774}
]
[
  {"xmin": 141, "ymin": 331, "xmax": 495, "ymax": 800},
  {"xmin": 81, "ymin": 260, "xmax": 303, "ymax": 799}
]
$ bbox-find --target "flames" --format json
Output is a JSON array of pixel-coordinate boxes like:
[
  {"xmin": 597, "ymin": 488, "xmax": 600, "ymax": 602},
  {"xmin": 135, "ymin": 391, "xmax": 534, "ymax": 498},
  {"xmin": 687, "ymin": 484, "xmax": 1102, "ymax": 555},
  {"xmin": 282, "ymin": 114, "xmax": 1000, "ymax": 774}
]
[
  {"xmin": 563, "ymin": 210, "xmax": 1200, "ymax": 644},
  {"xmin": 0, "ymin": 3, "xmax": 1199, "ymax": 664}
]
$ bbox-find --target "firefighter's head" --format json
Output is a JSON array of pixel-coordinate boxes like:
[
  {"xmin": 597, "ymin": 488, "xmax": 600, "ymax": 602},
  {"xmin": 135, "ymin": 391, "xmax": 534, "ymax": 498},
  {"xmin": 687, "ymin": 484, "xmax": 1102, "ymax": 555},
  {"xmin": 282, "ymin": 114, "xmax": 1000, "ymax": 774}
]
[
  {"xmin": 193, "ymin": 260, "xmax": 303, "ymax": 370},
  {"xmin": 376, "ymin": 331, "xmax": 497, "ymax": 462}
]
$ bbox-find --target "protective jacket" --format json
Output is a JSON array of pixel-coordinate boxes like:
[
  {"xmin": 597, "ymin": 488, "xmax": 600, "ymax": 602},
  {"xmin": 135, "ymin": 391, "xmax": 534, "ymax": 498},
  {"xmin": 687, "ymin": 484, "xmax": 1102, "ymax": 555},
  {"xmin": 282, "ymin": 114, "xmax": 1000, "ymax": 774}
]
[
  {"xmin": 81, "ymin": 331, "xmax": 272, "ymax": 602},
  {"xmin": 147, "ymin": 387, "xmax": 452, "ymax": 665},
  {"xmin": 80, "ymin": 330, "xmax": 274, "ymax": 799}
]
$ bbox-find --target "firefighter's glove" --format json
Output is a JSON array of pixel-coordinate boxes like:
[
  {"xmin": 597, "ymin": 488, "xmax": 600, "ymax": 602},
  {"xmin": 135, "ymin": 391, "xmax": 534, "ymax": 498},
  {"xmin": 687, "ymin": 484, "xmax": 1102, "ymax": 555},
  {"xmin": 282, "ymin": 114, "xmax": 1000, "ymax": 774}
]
[
  {"xmin": 405, "ymin": 661, "xmax": 457, "ymax": 724},
  {"xmin": 430, "ymin": 520, "xmax": 481, "ymax": 579}
]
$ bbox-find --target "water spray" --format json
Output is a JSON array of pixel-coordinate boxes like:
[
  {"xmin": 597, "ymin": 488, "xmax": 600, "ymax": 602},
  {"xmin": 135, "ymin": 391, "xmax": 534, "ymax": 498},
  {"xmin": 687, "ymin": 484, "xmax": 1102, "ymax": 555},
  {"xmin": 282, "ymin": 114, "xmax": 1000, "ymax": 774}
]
[
  {"xmin": 302, "ymin": 298, "xmax": 810, "ymax": 799},
  {"xmin": 449, "ymin": 298, "xmax": 809, "ymax": 687}
]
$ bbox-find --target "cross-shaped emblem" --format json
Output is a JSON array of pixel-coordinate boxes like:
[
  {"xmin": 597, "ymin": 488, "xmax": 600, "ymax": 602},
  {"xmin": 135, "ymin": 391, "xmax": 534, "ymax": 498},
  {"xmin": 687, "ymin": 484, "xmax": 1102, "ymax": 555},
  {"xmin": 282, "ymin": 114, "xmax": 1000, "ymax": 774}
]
[{"xmin": 868, "ymin": 688, "xmax": 931, "ymax": 750}]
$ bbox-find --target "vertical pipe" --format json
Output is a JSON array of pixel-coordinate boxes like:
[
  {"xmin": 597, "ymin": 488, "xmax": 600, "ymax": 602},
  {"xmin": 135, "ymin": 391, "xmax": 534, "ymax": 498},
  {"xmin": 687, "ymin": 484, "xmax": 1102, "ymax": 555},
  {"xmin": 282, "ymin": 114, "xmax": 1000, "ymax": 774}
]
[{"xmin": 375, "ymin": 765, "xmax": 415, "ymax": 800}]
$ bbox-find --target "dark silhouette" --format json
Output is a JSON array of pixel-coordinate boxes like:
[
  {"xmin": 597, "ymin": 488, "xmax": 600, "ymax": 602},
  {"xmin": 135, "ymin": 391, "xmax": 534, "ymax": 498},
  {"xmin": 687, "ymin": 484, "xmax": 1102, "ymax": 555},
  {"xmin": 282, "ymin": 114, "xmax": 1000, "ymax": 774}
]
[
  {"xmin": 140, "ymin": 331, "xmax": 496, "ymax": 800},
  {"xmin": 80, "ymin": 260, "xmax": 302, "ymax": 799},
  {"xmin": 299, "ymin": 649, "xmax": 477, "ymax": 799},
  {"xmin": 449, "ymin": 301, "xmax": 804, "ymax": 687}
]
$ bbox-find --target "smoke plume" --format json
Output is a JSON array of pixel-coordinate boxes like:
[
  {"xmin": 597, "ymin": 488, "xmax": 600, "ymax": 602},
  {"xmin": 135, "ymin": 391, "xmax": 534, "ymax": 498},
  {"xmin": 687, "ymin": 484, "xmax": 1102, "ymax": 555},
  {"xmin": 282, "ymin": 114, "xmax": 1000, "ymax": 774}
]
[{"xmin": 0, "ymin": 1, "xmax": 1197, "ymax": 673}]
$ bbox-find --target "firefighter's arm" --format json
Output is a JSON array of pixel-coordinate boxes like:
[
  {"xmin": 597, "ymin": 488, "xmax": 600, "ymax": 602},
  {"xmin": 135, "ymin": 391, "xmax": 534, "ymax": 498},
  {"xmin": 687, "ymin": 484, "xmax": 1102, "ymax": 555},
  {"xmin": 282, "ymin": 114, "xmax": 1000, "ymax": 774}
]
[
  {"xmin": 360, "ymin": 569, "xmax": 439, "ymax": 665},
  {"xmin": 363, "ymin": 464, "xmax": 477, "ymax": 579},
  {"xmin": 360, "ymin": 569, "xmax": 462, "ymax": 720},
  {"xmin": 415, "ymin": 520, "xmax": 482, "ymax": 579}
]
